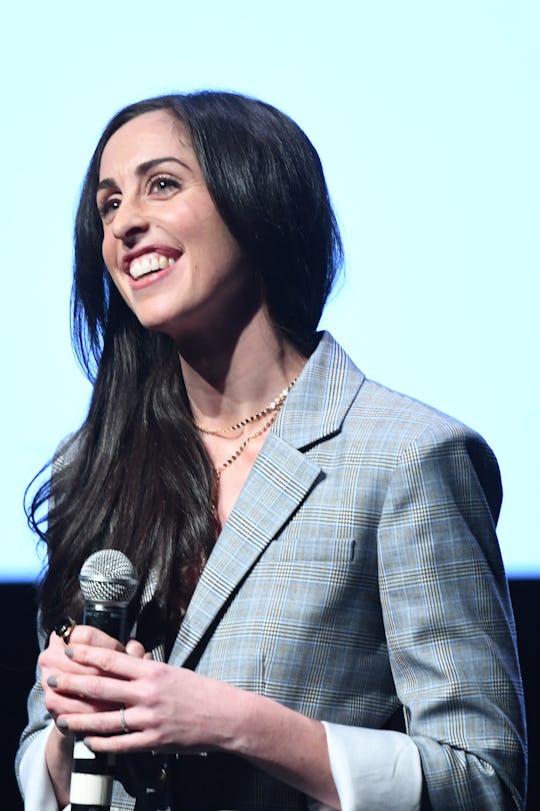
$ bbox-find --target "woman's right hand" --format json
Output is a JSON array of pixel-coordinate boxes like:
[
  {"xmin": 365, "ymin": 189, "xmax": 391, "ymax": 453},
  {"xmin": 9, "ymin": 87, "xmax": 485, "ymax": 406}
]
[
  {"xmin": 40, "ymin": 625, "xmax": 141, "ymax": 726},
  {"xmin": 39, "ymin": 625, "xmax": 146, "ymax": 808}
]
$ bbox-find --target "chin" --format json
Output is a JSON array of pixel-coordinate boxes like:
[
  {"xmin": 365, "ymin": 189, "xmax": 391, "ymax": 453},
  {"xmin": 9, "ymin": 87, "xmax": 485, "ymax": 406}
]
[{"xmin": 135, "ymin": 310, "xmax": 192, "ymax": 344}]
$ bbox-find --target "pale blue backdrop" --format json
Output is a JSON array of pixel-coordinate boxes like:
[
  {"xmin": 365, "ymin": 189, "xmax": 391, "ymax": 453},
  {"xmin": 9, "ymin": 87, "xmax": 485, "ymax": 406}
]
[{"xmin": 1, "ymin": 1, "xmax": 538, "ymax": 579}]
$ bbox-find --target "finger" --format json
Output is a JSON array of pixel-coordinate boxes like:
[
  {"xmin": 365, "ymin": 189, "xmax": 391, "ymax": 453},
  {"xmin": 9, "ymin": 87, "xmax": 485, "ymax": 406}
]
[
  {"xmin": 41, "ymin": 633, "xmax": 76, "ymax": 670},
  {"xmin": 59, "ymin": 706, "xmax": 135, "ymax": 737},
  {"xmin": 48, "ymin": 693, "xmax": 117, "ymax": 717},
  {"xmin": 40, "ymin": 643, "xmax": 111, "ymax": 679},
  {"xmin": 125, "ymin": 639, "xmax": 146, "ymax": 658},
  {"xmin": 65, "ymin": 643, "xmax": 150, "ymax": 680},
  {"xmin": 44, "ymin": 674, "xmax": 118, "ymax": 720},
  {"xmin": 83, "ymin": 730, "xmax": 154, "ymax": 754},
  {"xmin": 68, "ymin": 625, "xmax": 127, "ymax": 651},
  {"xmin": 63, "ymin": 676, "xmax": 125, "ymax": 705},
  {"xmin": 46, "ymin": 665, "xmax": 129, "ymax": 706},
  {"xmin": 48, "ymin": 630, "xmax": 70, "ymax": 650}
]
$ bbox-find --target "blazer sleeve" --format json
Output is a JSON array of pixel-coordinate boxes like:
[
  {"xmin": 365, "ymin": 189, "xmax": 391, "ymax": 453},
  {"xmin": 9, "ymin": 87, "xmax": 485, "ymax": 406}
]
[
  {"xmin": 15, "ymin": 613, "xmax": 52, "ymax": 792},
  {"xmin": 376, "ymin": 421, "xmax": 527, "ymax": 810}
]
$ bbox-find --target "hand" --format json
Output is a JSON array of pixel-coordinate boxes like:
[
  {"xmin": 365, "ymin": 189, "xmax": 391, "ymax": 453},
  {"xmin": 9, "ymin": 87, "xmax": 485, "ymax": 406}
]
[
  {"xmin": 41, "ymin": 626, "xmax": 146, "ymax": 734},
  {"xmin": 41, "ymin": 627, "xmax": 147, "ymax": 808},
  {"xmin": 46, "ymin": 640, "xmax": 340, "ymax": 809},
  {"xmin": 46, "ymin": 642, "xmax": 243, "ymax": 754}
]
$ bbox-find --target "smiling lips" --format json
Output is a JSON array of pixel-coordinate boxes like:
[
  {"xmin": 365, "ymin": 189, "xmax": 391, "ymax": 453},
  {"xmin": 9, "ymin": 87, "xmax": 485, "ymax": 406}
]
[{"xmin": 128, "ymin": 252, "xmax": 176, "ymax": 280}]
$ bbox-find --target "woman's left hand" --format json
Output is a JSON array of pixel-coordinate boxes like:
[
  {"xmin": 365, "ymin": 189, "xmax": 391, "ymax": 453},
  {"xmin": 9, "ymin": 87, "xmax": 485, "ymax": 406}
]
[
  {"xmin": 48, "ymin": 640, "xmax": 340, "ymax": 808},
  {"xmin": 47, "ymin": 641, "xmax": 241, "ymax": 755}
]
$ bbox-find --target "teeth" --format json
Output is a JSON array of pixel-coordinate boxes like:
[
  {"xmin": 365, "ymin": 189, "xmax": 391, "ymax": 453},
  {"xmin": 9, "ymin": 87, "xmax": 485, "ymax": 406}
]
[{"xmin": 129, "ymin": 253, "xmax": 175, "ymax": 280}]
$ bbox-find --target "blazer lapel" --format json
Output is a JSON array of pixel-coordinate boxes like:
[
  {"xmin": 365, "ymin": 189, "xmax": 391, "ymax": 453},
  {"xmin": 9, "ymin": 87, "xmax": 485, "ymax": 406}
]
[{"xmin": 168, "ymin": 435, "xmax": 322, "ymax": 667}]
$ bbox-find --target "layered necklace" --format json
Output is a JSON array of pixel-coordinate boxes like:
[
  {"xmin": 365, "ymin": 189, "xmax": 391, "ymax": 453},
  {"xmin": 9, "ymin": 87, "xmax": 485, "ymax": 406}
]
[{"xmin": 193, "ymin": 377, "xmax": 298, "ymax": 481}]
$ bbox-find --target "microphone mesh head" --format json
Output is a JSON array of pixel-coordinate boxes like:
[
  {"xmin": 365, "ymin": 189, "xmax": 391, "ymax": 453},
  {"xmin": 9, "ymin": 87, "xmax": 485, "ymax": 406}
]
[{"xmin": 79, "ymin": 550, "xmax": 138, "ymax": 604}]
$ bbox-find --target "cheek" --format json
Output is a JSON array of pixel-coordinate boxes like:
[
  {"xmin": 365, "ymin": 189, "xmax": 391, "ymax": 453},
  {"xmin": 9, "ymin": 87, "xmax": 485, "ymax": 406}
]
[
  {"xmin": 101, "ymin": 246, "xmax": 130, "ymax": 305},
  {"xmin": 204, "ymin": 223, "xmax": 245, "ymax": 268},
  {"xmin": 101, "ymin": 234, "xmax": 115, "ymax": 272}
]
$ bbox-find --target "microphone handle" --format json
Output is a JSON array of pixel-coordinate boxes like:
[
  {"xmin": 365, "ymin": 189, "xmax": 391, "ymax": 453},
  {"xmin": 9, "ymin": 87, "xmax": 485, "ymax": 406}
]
[
  {"xmin": 83, "ymin": 603, "xmax": 130, "ymax": 643},
  {"xmin": 70, "ymin": 743, "xmax": 115, "ymax": 811},
  {"xmin": 70, "ymin": 600, "xmax": 129, "ymax": 811}
]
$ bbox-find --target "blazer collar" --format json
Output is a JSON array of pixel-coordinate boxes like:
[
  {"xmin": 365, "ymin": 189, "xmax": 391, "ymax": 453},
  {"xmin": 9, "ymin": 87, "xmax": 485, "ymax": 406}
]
[
  {"xmin": 273, "ymin": 331, "xmax": 365, "ymax": 449},
  {"xmin": 167, "ymin": 332, "xmax": 365, "ymax": 667}
]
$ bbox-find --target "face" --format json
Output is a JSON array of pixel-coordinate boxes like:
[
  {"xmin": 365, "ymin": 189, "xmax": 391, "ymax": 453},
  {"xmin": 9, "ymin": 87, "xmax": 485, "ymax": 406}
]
[{"xmin": 97, "ymin": 110, "xmax": 256, "ymax": 344}]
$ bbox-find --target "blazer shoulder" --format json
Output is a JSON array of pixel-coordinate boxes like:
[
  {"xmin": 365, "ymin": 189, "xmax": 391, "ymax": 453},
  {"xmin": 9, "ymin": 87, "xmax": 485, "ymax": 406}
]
[
  {"xmin": 342, "ymin": 373, "xmax": 496, "ymax": 469},
  {"xmin": 350, "ymin": 376, "xmax": 491, "ymax": 449}
]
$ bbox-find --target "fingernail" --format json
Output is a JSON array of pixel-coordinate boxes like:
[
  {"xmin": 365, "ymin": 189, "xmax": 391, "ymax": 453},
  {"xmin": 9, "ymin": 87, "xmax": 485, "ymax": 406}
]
[
  {"xmin": 64, "ymin": 646, "xmax": 74, "ymax": 658},
  {"xmin": 83, "ymin": 738, "xmax": 94, "ymax": 751},
  {"xmin": 57, "ymin": 717, "xmax": 69, "ymax": 730},
  {"xmin": 47, "ymin": 676, "xmax": 58, "ymax": 688}
]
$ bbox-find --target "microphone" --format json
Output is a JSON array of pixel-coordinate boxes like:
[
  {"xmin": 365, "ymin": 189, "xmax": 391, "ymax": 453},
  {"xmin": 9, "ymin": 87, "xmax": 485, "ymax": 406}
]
[{"xmin": 69, "ymin": 550, "xmax": 138, "ymax": 811}]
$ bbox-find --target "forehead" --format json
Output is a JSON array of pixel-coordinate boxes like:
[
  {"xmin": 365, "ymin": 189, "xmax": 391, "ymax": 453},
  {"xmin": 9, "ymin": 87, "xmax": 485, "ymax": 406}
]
[{"xmin": 98, "ymin": 110, "xmax": 193, "ymax": 179}]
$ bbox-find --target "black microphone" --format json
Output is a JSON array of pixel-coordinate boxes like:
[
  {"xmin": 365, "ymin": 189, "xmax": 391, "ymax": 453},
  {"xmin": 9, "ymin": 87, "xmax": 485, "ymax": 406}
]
[{"xmin": 69, "ymin": 550, "xmax": 138, "ymax": 811}]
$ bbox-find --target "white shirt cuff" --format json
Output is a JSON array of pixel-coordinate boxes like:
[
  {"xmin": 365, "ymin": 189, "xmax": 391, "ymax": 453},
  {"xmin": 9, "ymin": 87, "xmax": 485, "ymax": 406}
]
[
  {"xmin": 19, "ymin": 721, "xmax": 70, "ymax": 811},
  {"xmin": 19, "ymin": 720, "xmax": 421, "ymax": 811},
  {"xmin": 321, "ymin": 722, "xmax": 422, "ymax": 811}
]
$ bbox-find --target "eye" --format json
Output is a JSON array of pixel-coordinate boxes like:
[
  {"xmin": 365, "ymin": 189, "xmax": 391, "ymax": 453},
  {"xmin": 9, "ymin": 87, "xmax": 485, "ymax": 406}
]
[
  {"xmin": 97, "ymin": 195, "xmax": 120, "ymax": 222},
  {"xmin": 149, "ymin": 175, "xmax": 181, "ymax": 195}
]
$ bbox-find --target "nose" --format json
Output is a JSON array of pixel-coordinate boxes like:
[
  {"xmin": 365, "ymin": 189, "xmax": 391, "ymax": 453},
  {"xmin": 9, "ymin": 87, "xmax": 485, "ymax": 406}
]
[{"xmin": 111, "ymin": 197, "xmax": 149, "ymax": 245}]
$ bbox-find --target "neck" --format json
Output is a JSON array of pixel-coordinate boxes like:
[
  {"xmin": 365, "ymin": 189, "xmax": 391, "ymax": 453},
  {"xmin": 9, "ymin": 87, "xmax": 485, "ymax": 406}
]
[{"xmin": 179, "ymin": 310, "xmax": 307, "ymax": 427}]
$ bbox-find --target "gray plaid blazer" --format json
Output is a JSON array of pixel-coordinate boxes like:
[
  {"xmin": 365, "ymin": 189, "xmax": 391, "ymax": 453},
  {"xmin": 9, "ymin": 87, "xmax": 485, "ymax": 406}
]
[{"xmin": 18, "ymin": 333, "xmax": 526, "ymax": 810}]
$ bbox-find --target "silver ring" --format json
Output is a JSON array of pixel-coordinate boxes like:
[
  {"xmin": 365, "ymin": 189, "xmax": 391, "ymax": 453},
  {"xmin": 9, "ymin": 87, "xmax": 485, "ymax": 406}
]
[{"xmin": 119, "ymin": 706, "xmax": 130, "ymax": 734}]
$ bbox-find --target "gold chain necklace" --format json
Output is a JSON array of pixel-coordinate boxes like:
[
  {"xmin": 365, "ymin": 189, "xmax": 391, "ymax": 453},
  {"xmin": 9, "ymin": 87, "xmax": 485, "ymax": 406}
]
[
  {"xmin": 214, "ymin": 409, "xmax": 281, "ymax": 480},
  {"xmin": 193, "ymin": 378, "xmax": 297, "ymax": 438},
  {"xmin": 194, "ymin": 377, "xmax": 298, "ymax": 481}
]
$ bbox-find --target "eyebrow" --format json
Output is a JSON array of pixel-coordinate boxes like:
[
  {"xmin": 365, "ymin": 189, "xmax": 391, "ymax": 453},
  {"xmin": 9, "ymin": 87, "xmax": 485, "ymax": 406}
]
[{"xmin": 97, "ymin": 156, "xmax": 191, "ymax": 192}]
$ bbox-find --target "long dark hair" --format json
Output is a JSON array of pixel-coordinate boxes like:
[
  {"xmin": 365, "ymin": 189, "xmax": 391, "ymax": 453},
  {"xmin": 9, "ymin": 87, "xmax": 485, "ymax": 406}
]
[{"xmin": 27, "ymin": 90, "xmax": 343, "ymax": 644}]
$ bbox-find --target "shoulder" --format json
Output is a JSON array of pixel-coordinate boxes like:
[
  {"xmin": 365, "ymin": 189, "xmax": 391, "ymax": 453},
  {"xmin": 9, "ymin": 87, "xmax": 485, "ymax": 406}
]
[
  {"xmin": 305, "ymin": 334, "xmax": 501, "ymax": 500},
  {"xmin": 314, "ymin": 332, "xmax": 491, "ymax": 451},
  {"xmin": 352, "ymin": 376, "xmax": 484, "ymax": 446}
]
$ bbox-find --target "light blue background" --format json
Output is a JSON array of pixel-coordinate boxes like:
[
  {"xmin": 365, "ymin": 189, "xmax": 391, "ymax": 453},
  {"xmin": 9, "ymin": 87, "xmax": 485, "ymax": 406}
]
[{"xmin": 1, "ymin": 1, "xmax": 538, "ymax": 580}]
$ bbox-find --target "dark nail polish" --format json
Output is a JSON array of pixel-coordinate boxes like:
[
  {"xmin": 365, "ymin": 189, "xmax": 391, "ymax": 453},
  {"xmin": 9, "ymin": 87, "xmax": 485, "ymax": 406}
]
[
  {"xmin": 64, "ymin": 646, "xmax": 74, "ymax": 658},
  {"xmin": 47, "ymin": 676, "xmax": 58, "ymax": 688},
  {"xmin": 57, "ymin": 717, "xmax": 69, "ymax": 730}
]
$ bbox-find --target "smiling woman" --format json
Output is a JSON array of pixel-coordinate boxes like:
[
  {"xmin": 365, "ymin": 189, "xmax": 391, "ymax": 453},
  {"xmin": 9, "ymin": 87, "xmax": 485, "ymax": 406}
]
[
  {"xmin": 97, "ymin": 112, "xmax": 255, "ymax": 344},
  {"xmin": 17, "ymin": 91, "xmax": 527, "ymax": 811}
]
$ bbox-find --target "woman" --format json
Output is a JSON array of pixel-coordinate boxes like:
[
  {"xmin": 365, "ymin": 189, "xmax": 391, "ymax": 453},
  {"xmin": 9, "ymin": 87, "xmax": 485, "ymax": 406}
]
[{"xmin": 17, "ymin": 91, "xmax": 526, "ymax": 810}]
